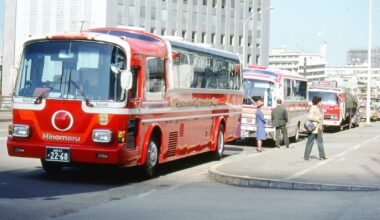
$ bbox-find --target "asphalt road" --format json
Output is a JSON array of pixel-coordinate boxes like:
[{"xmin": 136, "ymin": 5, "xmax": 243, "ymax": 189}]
[{"xmin": 1, "ymin": 121, "xmax": 380, "ymax": 220}]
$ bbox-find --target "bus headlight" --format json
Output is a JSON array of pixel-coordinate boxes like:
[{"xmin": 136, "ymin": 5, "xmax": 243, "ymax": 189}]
[
  {"xmin": 92, "ymin": 130, "xmax": 112, "ymax": 143},
  {"xmin": 12, "ymin": 124, "xmax": 30, "ymax": 137}
]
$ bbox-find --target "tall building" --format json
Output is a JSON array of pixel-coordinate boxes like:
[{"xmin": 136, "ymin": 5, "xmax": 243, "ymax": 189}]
[
  {"xmin": 115, "ymin": 0, "xmax": 271, "ymax": 67},
  {"xmin": 2, "ymin": 0, "xmax": 272, "ymax": 96},
  {"xmin": 347, "ymin": 48, "xmax": 380, "ymax": 68},
  {"xmin": 2, "ymin": 0, "xmax": 117, "ymax": 96},
  {"xmin": 268, "ymin": 46, "xmax": 327, "ymax": 82}
]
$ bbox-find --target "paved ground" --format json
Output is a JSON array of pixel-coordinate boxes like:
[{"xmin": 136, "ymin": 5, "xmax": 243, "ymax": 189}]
[{"xmin": 209, "ymin": 121, "xmax": 380, "ymax": 191}]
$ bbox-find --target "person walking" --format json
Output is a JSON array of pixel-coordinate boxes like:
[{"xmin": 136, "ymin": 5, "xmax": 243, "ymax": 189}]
[
  {"xmin": 255, "ymin": 100, "xmax": 266, "ymax": 152},
  {"xmin": 271, "ymin": 99, "xmax": 290, "ymax": 148},
  {"xmin": 304, "ymin": 96, "xmax": 327, "ymax": 160}
]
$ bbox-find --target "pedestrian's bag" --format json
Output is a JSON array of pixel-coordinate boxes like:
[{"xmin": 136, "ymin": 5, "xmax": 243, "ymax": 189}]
[{"xmin": 304, "ymin": 120, "xmax": 316, "ymax": 133}]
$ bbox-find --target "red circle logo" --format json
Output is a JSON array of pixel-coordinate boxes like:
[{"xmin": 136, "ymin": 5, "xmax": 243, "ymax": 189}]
[{"xmin": 51, "ymin": 111, "xmax": 73, "ymax": 131}]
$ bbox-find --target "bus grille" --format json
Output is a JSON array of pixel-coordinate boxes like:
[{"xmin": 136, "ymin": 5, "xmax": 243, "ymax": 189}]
[{"xmin": 166, "ymin": 132, "xmax": 178, "ymax": 157}]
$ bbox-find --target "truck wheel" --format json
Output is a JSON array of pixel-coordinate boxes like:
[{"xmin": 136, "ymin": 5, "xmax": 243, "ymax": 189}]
[
  {"xmin": 41, "ymin": 159, "xmax": 63, "ymax": 174},
  {"xmin": 213, "ymin": 125, "xmax": 225, "ymax": 160},
  {"xmin": 143, "ymin": 136, "xmax": 159, "ymax": 178},
  {"xmin": 348, "ymin": 118, "xmax": 353, "ymax": 129}
]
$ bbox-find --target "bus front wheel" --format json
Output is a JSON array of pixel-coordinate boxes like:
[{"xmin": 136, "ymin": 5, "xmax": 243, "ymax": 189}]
[
  {"xmin": 143, "ymin": 137, "xmax": 159, "ymax": 178},
  {"xmin": 213, "ymin": 125, "xmax": 225, "ymax": 160}
]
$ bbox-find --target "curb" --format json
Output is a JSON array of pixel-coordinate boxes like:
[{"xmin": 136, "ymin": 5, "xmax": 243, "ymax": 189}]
[{"xmin": 208, "ymin": 161, "xmax": 380, "ymax": 192}]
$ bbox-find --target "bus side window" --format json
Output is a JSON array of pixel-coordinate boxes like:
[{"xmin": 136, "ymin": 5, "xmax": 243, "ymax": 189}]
[
  {"xmin": 130, "ymin": 66, "xmax": 139, "ymax": 100},
  {"xmin": 145, "ymin": 57, "xmax": 165, "ymax": 101}
]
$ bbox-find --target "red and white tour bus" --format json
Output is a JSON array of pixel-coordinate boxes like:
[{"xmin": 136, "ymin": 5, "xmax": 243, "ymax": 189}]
[
  {"xmin": 241, "ymin": 66, "xmax": 308, "ymax": 142},
  {"xmin": 7, "ymin": 27, "xmax": 242, "ymax": 177},
  {"xmin": 308, "ymin": 81, "xmax": 358, "ymax": 130}
]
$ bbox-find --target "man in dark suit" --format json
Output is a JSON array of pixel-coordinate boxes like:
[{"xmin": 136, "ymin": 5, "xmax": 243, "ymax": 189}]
[{"xmin": 271, "ymin": 99, "xmax": 290, "ymax": 148}]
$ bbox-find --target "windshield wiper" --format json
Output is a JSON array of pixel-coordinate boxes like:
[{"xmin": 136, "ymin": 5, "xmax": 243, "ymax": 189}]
[
  {"xmin": 34, "ymin": 87, "xmax": 52, "ymax": 104},
  {"xmin": 69, "ymin": 79, "xmax": 93, "ymax": 107}
]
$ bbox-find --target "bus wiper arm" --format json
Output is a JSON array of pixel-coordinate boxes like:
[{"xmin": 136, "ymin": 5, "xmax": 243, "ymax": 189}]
[
  {"xmin": 69, "ymin": 80, "xmax": 93, "ymax": 107},
  {"xmin": 34, "ymin": 87, "xmax": 52, "ymax": 104}
]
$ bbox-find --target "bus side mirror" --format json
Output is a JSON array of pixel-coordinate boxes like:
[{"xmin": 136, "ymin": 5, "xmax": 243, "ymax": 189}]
[{"xmin": 121, "ymin": 70, "xmax": 132, "ymax": 90}]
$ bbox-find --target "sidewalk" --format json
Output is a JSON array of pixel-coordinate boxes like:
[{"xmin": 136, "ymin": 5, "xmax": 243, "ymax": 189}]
[{"xmin": 209, "ymin": 122, "xmax": 380, "ymax": 191}]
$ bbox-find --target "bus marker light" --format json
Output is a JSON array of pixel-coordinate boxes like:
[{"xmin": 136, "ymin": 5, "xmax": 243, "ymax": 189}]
[
  {"xmin": 14, "ymin": 147, "xmax": 25, "ymax": 153},
  {"xmin": 96, "ymin": 153, "xmax": 109, "ymax": 159}
]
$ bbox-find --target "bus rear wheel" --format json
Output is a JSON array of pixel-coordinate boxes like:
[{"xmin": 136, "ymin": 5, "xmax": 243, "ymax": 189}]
[{"xmin": 143, "ymin": 137, "xmax": 159, "ymax": 178}]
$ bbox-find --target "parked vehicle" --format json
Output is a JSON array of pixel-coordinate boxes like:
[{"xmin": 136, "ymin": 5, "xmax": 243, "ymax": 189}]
[
  {"xmin": 241, "ymin": 66, "xmax": 308, "ymax": 143},
  {"xmin": 309, "ymin": 82, "xmax": 358, "ymax": 130},
  {"xmin": 358, "ymin": 105, "xmax": 378, "ymax": 122}
]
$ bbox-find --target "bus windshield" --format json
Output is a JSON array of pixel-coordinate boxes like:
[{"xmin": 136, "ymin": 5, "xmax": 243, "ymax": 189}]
[
  {"xmin": 243, "ymin": 79, "xmax": 275, "ymax": 107},
  {"xmin": 15, "ymin": 40, "xmax": 127, "ymax": 102},
  {"xmin": 309, "ymin": 91, "xmax": 338, "ymax": 105}
]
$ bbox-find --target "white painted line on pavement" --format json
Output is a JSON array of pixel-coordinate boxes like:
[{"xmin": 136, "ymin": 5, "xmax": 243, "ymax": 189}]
[
  {"xmin": 283, "ymin": 133, "xmax": 380, "ymax": 181},
  {"xmin": 0, "ymin": 137, "xmax": 7, "ymax": 140}
]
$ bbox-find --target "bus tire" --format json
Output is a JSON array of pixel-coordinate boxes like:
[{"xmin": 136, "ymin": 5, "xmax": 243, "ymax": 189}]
[
  {"xmin": 143, "ymin": 136, "xmax": 160, "ymax": 178},
  {"xmin": 41, "ymin": 159, "xmax": 63, "ymax": 174},
  {"xmin": 213, "ymin": 125, "xmax": 225, "ymax": 160},
  {"xmin": 291, "ymin": 124, "xmax": 300, "ymax": 143}
]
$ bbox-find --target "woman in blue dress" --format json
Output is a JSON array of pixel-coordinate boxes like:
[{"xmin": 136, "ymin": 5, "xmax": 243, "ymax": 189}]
[{"xmin": 255, "ymin": 100, "xmax": 266, "ymax": 152}]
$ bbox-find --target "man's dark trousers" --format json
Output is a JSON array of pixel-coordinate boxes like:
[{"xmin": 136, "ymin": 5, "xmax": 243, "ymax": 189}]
[{"xmin": 275, "ymin": 125, "xmax": 289, "ymax": 147}]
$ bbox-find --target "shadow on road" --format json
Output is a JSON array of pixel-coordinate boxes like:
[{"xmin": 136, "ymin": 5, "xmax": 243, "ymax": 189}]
[{"xmin": 0, "ymin": 151, "xmax": 228, "ymax": 199}]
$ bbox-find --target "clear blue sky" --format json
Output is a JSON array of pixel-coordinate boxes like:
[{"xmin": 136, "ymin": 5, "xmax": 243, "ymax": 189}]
[{"xmin": 270, "ymin": 0, "xmax": 380, "ymax": 66}]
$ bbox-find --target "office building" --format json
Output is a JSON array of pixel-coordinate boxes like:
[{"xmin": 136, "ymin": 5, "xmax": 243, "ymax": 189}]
[{"xmin": 2, "ymin": 0, "xmax": 272, "ymax": 96}]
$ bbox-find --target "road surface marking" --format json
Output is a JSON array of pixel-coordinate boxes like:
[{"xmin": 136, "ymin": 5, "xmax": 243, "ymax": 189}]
[{"xmin": 283, "ymin": 133, "xmax": 380, "ymax": 181}]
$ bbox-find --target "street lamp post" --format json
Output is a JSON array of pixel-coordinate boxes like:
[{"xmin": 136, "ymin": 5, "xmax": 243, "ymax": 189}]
[{"xmin": 365, "ymin": 0, "xmax": 372, "ymax": 126}]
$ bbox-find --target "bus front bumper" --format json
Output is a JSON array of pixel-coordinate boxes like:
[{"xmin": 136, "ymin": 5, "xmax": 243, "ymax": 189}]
[{"xmin": 7, "ymin": 138, "xmax": 125, "ymax": 166}]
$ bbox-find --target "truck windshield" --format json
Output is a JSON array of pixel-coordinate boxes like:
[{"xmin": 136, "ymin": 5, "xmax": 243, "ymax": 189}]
[
  {"xmin": 309, "ymin": 91, "xmax": 338, "ymax": 105},
  {"xmin": 243, "ymin": 79, "xmax": 275, "ymax": 107},
  {"xmin": 15, "ymin": 40, "xmax": 127, "ymax": 102}
]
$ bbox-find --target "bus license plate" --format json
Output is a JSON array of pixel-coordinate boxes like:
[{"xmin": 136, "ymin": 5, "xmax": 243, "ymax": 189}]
[{"xmin": 46, "ymin": 147, "xmax": 70, "ymax": 162}]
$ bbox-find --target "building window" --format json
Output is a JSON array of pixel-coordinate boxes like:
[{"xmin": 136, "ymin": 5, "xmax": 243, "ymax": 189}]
[
  {"xmin": 230, "ymin": 35, "xmax": 234, "ymax": 45},
  {"xmin": 221, "ymin": 34, "xmax": 225, "ymax": 45},
  {"xmin": 212, "ymin": 0, "xmax": 217, "ymax": 8},
  {"xmin": 203, "ymin": 0, "xmax": 207, "ymax": 6},
  {"xmin": 192, "ymin": 31, "xmax": 196, "ymax": 42},
  {"xmin": 222, "ymin": 0, "xmax": 226, "ymax": 8},
  {"xmin": 151, "ymin": 28, "xmax": 155, "ymax": 33},
  {"xmin": 202, "ymin": 32, "xmax": 206, "ymax": 43},
  {"xmin": 239, "ymin": 36, "xmax": 243, "ymax": 46},
  {"xmin": 151, "ymin": 9, "xmax": 156, "ymax": 20},
  {"xmin": 182, "ymin": 31, "xmax": 186, "ymax": 38},
  {"xmin": 161, "ymin": 28, "xmax": 166, "ymax": 35},
  {"xmin": 212, "ymin": 33, "xmax": 216, "ymax": 44}
]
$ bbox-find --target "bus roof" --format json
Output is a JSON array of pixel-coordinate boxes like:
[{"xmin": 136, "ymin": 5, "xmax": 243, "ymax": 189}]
[
  {"xmin": 243, "ymin": 67, "xmax": 307, "ymax": 81},
  {"xmin": 166, "ymin": 37, "xmax": 240, "ymax": 62},
  {"xmin": 309, "ymin": 87, "xmax": 345, "ymax": 94},
  {"xmin": 88, "ymin": 27, "xmax": 168, "ymax": 58}
]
